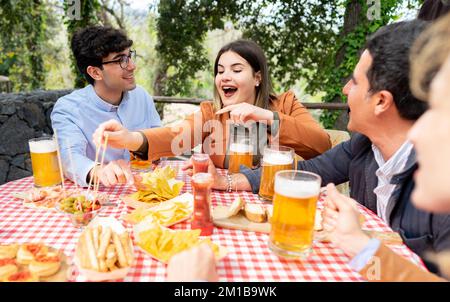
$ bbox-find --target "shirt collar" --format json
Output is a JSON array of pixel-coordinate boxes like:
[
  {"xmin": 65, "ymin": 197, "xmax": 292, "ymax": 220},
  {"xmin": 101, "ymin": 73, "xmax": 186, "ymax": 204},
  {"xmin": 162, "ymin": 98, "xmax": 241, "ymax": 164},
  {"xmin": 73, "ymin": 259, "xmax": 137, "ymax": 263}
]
[
  {"xmin": 372, "ymin": 141, "xmax": 414, "ymax": 178},
  {"xmin": 87, "ymin": 85, "xmax": 129, "ymax": 112}
]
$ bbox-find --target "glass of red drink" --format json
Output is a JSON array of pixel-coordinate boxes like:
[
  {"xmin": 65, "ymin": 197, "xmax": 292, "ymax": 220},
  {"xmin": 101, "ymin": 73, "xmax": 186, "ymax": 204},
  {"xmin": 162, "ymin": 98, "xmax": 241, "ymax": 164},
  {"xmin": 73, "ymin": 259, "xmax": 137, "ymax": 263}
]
[
  {"xmin": 191, "ymin": 172, "xmax": 214, "ymax": 236},
  {"xmin": 192, "ymin": 153, "xmax": 210, "ymax": 174}
]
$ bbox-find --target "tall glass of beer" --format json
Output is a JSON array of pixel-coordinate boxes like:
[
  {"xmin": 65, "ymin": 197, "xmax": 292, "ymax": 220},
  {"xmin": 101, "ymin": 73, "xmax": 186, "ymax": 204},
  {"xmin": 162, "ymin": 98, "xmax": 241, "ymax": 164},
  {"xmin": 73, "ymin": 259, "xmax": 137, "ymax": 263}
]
[
  {"xmin": 269, "ymin": 170, "xmax": 321, "ymax": 259},
  {"xmin": 228, "ymin": 135, "xmax": 253, "ymax": 174},
  {"xmin": 28, "ymin": 136, "xmax": 62, "ymax": 188},
  {"xmin": 258, "ymin": 145, "xmax": 294, "ymax": 201}
]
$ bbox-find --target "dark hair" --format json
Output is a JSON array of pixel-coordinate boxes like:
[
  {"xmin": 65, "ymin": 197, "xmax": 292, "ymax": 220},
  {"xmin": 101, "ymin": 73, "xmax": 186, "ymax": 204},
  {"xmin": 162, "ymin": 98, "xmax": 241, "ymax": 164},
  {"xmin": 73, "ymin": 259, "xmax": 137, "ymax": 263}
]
[
  {"xmin": 364, "ymin": 20, "xmax": 429, "ymax": 121},
  {"xmin": 213, "ymin": 39, "xmax": 275, "ymax": 110},
  {"xmin": 71, "ymin": 26, "xmax": 133, "ymax": 85},
  {"xmin": 418, "ymin": 0, "xmax": 450, "ymax": 21}
]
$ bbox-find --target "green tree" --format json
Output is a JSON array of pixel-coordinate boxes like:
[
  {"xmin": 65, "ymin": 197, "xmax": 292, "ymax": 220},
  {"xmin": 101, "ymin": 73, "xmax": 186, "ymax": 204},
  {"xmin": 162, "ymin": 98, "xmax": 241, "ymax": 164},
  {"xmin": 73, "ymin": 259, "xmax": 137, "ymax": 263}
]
[
  {"xmin": 155, "ymin": 0, "xmax": 423, "ymax": 128},
  {"xmin": 63, "ymin": 0, "xmax": 101, "ymax": 88},
  {"xmin": 0, "ymin": 0, "xmax": 46, "ymax": 91}
]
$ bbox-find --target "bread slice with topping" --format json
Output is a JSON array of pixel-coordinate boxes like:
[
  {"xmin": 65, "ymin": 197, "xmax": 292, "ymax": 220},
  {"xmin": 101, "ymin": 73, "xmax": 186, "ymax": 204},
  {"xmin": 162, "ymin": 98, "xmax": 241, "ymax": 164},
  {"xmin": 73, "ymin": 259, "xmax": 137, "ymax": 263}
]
[{"xmin": 244, "ymin": 204, "xmax": 267, "ymax": 223}]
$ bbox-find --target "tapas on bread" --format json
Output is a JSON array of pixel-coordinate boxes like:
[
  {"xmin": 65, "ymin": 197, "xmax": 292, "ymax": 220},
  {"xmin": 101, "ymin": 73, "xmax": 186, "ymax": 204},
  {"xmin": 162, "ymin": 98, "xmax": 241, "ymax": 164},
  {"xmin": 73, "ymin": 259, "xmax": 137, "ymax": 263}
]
[
  {"xmin": 0, "ymin": 243, "xmax": 68, "ymax": 282},
  {"xmin": 13, "ymin": 186, "xmax": 109, "ymax": 212}
]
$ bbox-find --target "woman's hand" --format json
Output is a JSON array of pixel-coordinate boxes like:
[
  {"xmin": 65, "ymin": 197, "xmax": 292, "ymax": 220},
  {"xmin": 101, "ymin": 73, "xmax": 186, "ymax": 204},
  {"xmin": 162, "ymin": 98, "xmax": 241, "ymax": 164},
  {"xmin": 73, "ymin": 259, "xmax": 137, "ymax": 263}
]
[
  {"xmin": 322, "ymin": 183, "xmax": 371, "ymax": 257},
  {"xmin": 92, "ymin": 119, "xmax": 142, "ymax": 151},
  {"xmin": 216, "ymin": 103, "xmax": 274, "ymax": 125},
  {"xmin": 182, "ymin": 157, "xmax": 228, "ymax": 190}
]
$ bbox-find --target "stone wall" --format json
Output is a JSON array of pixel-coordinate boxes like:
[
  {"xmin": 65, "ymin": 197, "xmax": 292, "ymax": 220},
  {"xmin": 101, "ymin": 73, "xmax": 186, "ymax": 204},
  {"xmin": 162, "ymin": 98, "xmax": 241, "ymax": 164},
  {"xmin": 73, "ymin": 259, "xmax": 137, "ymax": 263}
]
[
  {"xmin": 0, "ymin": 90, "xmax": 72, "ymax": 184},
  {"xmin": 0, "ymin": 89, "xmax": 168, "ymax": 185}
]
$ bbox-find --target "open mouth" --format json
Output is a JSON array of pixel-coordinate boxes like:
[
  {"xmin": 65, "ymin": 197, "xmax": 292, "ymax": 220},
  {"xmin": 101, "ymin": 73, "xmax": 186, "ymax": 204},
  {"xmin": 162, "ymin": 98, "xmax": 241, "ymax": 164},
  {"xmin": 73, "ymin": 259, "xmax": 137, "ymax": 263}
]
[
  {"xmin": 222, "ymin": 86, "xmax": 237, "ymax": 98},
  {"xmin": 123, "ymin": 75, "xmax": 134, "ymax": 81}
]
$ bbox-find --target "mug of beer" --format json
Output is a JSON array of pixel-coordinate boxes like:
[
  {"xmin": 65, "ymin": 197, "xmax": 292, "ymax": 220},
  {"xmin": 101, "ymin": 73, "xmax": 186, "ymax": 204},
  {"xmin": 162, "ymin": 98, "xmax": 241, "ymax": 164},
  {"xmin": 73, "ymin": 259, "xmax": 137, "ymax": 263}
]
[
  {"xmin": 29, "ymin": 136, "xmax": 62, "ymax": 188},
  {"xmin": 258, "ymin": 145, "xmax": 295, "ymax": 201},
  {"xmin": 269, "ymin": 170, "xmax": 321, "ymax": 259},
  {"xmin": 228, "ymin": 135, "xmax": 253, "ymax": 174}
]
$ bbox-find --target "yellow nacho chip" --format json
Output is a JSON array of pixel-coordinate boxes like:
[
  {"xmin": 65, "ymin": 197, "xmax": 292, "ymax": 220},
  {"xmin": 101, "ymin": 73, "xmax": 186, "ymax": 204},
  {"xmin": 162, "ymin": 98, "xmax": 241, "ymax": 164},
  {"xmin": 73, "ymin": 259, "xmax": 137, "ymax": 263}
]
[
  {"xmin": 136, "ymin": 224, "xmax": 220, "ymax": 263},
  {"xmin": 124, "ymin": 196, "xmax": 193, "ymax": 226},
  {"xmin": 132, "ymin": 166, "xmax": 184, "ymax": 204}
]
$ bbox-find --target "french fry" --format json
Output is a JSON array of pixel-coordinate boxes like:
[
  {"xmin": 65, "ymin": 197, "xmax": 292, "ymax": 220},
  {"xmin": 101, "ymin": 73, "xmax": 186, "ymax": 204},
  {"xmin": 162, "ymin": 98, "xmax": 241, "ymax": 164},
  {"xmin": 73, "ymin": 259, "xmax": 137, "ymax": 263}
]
[
  {"xmin": 97, "ymin": 227, "xmax": 112, "ymax": 259},
  {"xmin": 113, "ymin": 232, "xmax": 128, "ymax": 268},
  {"xmin": 78, "ymin": 235, "xmax": 91, "ymax": 269},
  {"xmin": 98, "ymin": 259, "xmax": 108, "ymax": 272},
  {"xmin": 92, "ymin": 226, "xmax": 99, "ymax": 252},
  {"xmin": 106, "ymin": 255, "xmax": 117, "ymax": 271},
  {"xmin": 119, "ymin": 232, "xmax": 133, "ymax": 266},
  {"xmin": 106, "ymin": 244, "xmax": 116, "ymax": 261},
  {"xmin": 84, "ymin": 228, "xmax": 99, "ymax": 271}
]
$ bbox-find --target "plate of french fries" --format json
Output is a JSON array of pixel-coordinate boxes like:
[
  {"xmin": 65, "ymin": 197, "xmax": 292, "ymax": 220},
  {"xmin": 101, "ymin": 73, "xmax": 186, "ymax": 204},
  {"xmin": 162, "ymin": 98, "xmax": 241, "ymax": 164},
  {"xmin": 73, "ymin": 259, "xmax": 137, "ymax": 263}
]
[
  {"xmin": 133, "ymin": 222, "xmax": 227, "ymax": 264},
  {"xmin": 74, "ymin": 217, "xmax": 134, "ymax": 281},
  {"xmin": 123, "ymin": 193, "xmax": 193, "ymax": 227}
]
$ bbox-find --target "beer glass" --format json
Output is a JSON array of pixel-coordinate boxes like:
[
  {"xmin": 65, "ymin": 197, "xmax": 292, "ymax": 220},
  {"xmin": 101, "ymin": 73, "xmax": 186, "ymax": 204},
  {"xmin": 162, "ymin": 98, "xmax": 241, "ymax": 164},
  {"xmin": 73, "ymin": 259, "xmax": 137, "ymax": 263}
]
[
  {"xmin": 28, "ymin": 136, "xmax": 62, "ymax": 187},
  {"xmin": 258, "ymin": 145, "xmax": 295, "ymax": 201},
  {"xmin": 269, "ymin": 170, "xmax": 321, "ymax": 259},
  {"xmin": 228, "ymin": 135, "xmax": 253, "ymax": 174},
  {"xmin": 192, "ymin": 153, "xmax": 210, "ymax": 174}
]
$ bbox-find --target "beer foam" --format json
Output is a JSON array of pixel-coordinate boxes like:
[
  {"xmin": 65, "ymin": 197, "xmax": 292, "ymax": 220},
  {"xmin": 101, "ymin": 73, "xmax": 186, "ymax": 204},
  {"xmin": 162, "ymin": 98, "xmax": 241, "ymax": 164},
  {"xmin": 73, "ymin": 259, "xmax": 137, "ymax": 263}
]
[
  {"xmin": 29, "ymin": 139, "xmax": 57, "ymax": 153},
  {"xmin": 275, "ymin": 179, "xmax": 320, "ymax": 199},
  {"xmin": 263, "ymin": 152, "xmax": 293, "ymax": 165},
  {"xmin": 229, "ymin": 143, "xmax": 251, "ymax": 153}
]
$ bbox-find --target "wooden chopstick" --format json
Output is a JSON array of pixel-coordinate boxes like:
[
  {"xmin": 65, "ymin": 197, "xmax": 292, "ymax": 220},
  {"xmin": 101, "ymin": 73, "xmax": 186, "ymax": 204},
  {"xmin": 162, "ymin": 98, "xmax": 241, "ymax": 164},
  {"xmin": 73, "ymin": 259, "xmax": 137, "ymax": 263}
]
[
  {"xmin": 86, "ymin": 142, "xmax": 101, "ymax": 198},
  {"xmin": 94, "ymin": 133, "xmax": 109, "ymax": 198},
  {"xmin": 53, "ymin": 129, "xmax": 66, "ymax": 193}
]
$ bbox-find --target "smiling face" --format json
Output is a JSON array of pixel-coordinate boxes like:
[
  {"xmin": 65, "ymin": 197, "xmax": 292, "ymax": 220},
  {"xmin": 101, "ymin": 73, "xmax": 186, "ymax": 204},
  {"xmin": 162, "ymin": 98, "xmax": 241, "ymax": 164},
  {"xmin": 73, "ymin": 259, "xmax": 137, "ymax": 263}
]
[
  {"xmin": 99, "ymin": 48, "xmax": 137, "ymax": 92},
  {"xmin": 214, "ymin": 51, "xmax": 261, "ymax": 107},
  {"xmin": 408, "ymin": 56, "xmax": 450, "ymax": 213},
  {"xmin": 342, "ymin": 50, "xmax": 378, "ymax": 134}
]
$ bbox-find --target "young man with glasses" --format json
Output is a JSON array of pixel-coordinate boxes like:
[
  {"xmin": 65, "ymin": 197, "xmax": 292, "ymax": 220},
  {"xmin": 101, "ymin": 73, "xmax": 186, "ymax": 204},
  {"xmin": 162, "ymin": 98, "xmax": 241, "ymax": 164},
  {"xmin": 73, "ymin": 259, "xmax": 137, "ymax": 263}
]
[{"xmin": 51, "ymin": 26, "xmax": 161, "ymax": 187}]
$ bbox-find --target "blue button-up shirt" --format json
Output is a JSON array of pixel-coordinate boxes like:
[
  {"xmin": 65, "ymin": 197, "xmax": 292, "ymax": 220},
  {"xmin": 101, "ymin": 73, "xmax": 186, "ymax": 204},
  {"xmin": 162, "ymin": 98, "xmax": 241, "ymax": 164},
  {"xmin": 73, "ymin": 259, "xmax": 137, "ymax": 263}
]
[{"xmin": 51, "ymin": 85, "xmax": 161, "ymax": 186}]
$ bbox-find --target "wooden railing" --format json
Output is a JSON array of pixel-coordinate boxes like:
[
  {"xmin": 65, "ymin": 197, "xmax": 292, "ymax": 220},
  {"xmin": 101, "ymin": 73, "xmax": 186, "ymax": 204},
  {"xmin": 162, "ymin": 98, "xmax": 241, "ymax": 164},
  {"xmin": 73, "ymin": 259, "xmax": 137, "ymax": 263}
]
[{"xmin": 153, "ymin": 96, "xmax": 348, "ymax": 110}]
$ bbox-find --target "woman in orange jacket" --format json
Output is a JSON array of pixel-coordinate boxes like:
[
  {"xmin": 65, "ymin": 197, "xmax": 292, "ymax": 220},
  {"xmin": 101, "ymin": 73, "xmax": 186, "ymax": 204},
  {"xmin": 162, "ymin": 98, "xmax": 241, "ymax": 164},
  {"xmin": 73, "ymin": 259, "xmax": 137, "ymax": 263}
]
[
  {"xmin": 93, "ymin": 39, "xmax": 331, "ymax": 169},
  {"xmin": 322, "ymin": 14, "xmax": 450, "ymax": 282}
]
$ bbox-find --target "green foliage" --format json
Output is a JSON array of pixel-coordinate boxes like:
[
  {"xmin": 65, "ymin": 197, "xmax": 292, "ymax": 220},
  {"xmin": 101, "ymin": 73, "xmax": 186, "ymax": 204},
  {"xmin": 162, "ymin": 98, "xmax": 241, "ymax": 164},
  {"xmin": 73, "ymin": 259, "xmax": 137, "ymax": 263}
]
[
  {"xmin": 156, "ymin": 0, "xmax": 423, "ymax": 128},
  {"xmin": 155, "ymin": 0, "xmax": 239, "ymax": 96},
  {"xmin": 0, "ymin": 0, "xmax": 46, "ymax": 91},
  {"xmin": 63, "ymin": 0, "xmax": 101, "ymax": 88}
]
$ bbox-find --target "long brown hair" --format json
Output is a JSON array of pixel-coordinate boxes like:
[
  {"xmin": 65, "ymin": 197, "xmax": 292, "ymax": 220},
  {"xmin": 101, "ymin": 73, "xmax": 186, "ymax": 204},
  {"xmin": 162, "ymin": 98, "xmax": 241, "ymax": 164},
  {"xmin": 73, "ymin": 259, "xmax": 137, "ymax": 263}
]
[{"xmin": 213, "ymin": 39, "xmax": 276, "ymax": 110}]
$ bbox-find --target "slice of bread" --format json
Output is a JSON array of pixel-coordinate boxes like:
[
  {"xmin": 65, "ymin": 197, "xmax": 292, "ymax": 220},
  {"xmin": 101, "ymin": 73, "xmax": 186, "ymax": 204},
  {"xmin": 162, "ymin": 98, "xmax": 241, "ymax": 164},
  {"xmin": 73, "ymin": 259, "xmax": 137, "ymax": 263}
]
[
  {"xmin": 265, "ymin": 205, "xmax": 273, "ymax": 223},
  {"xmin": 227, "ymin": 197, "xmax": 245, "ymax": 218},
  {"xmin": 244, "ymin": 204, "xmax": 267, "ymax": 223}
]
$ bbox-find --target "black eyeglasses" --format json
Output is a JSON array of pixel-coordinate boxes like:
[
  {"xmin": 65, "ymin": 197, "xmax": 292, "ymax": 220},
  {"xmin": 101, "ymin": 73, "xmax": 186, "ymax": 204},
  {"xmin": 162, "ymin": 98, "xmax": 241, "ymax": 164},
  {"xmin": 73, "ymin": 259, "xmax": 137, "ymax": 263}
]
[{"xmin": 102, "ymin": 50, "xmax": 136, "ymax": 69}]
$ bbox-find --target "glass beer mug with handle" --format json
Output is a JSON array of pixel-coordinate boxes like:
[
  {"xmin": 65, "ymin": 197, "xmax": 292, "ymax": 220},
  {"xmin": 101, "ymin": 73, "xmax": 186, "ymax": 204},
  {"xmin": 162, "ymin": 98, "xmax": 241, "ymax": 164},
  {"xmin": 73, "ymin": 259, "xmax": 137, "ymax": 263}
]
[
  {"xmin": 258, "ymin": 145, "xmax": 295, "ymax": 201},
  {"xmin": 28, "ymin": 136, "xmax": 62, "ymax": 187},
  {"xmin": 228, "ymin": 134, "xmax": 253, "ymax": 174},
  {"xmin": 269, "ymin": 170, "xmax": 321, "ymax": 259}
]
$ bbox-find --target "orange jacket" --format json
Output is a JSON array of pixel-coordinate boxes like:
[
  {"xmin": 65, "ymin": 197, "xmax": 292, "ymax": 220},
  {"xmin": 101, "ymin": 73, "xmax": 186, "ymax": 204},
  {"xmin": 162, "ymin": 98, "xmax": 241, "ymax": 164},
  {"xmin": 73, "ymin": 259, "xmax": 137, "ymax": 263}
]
[
  {"xmin": 142, "ymin": 91, "xmax": 331, "ymax": 168},
  {"xmin": 359, "ymin": 243, "xmax": 446, "ymax": 282}
]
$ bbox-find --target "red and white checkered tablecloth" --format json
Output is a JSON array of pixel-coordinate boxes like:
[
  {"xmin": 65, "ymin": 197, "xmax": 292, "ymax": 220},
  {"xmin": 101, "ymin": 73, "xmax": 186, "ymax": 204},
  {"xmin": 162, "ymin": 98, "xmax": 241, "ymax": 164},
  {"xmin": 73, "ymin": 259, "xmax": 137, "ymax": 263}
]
[{"xmin": 0, "ymin": 160, "xmax": 425, "ymax": 282}]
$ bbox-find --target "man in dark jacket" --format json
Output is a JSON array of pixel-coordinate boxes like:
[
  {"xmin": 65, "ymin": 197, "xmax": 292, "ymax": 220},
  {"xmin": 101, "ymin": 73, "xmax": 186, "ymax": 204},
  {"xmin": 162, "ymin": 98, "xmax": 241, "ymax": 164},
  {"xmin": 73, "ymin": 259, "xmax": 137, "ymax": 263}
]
[{"xmin": 207, "ymin": 20, "xmax": 450, "ymax": 275}]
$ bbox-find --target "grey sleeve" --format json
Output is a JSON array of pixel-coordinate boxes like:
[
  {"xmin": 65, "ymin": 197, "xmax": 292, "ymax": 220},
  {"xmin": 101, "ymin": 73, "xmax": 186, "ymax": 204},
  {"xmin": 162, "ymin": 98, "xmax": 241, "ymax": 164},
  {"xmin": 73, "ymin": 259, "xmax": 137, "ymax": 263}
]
[{"xmin": 240, "ymin": 137, "xmax": 354, "ymax": 193}]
